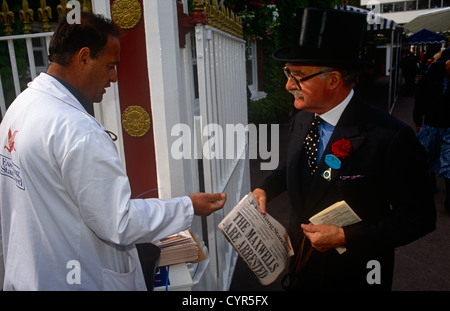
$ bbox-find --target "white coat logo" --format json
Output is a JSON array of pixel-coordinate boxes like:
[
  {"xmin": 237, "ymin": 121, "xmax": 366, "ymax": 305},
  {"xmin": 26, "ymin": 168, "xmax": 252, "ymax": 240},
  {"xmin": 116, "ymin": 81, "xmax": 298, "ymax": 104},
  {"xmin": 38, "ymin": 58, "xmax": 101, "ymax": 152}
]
[
  {"xmin": 4, "ymin": 128, "xmax": 18, "ymax": 153},
  {"xmin": 1, "ymin": 128, "xmax": 25, "ymax": 190}
]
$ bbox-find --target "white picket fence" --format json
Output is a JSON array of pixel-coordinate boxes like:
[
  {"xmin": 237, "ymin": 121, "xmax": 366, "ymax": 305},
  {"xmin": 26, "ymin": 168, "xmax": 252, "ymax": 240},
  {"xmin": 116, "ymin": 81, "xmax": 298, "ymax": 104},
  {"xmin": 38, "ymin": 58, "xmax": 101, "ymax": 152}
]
[{"xmin": 194, "ymin": 24, "xmax": 250, "ymax": 291}]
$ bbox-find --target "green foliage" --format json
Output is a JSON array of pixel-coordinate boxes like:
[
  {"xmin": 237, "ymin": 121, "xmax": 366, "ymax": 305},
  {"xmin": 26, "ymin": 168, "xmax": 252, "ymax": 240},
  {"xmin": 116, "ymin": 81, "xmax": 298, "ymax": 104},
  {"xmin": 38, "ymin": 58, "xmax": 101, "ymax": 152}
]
[
  {"xmin": 247, "ymin": 90, "xmax": 293, "ymax": 125},
  {"xmin": 223, "ymin": 0, "xmax": 280, "ymax": 42},
  {"xmin": 0, "ymin": 40, "xmax": 28, "ymax": 109},
  {"xmin": 247, "ymin": 23, "xmax": 292, "ymax": 125}
]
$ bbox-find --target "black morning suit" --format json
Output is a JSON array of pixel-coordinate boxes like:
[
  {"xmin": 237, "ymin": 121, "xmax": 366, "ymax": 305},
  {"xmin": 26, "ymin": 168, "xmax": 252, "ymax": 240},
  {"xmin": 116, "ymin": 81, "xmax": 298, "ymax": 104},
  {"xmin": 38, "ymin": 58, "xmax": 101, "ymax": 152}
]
[{"xmin": 257, "ymin": 93, "xmax": 436, "ymax": 291}]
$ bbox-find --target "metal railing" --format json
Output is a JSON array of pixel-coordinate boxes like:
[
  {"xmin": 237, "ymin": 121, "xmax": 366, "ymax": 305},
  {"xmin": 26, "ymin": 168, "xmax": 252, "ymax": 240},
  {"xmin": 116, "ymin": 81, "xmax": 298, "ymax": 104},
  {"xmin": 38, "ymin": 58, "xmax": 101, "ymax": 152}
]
[
  {"xmin": 0, "ymin": 32, "xmax": 53, "ymax": 119},
  {"xmin": 0, "ymin": 0, "xmax": 92, "ymax": 120}
]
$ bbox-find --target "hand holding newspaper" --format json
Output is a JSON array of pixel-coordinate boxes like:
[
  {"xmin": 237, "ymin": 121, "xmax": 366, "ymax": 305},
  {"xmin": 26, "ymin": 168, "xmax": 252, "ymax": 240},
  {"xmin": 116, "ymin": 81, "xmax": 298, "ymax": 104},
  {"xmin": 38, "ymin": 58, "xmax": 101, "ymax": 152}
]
[{"xmin": 218, "ymin": 192, "xmax": 294, "ymax": 285}]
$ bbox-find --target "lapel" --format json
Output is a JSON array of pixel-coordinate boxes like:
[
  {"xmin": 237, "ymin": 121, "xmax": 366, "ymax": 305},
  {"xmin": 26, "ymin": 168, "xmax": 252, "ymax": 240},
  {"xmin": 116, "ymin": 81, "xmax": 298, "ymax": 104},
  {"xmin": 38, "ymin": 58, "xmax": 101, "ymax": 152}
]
[
  {"xmin": 288, "ymin": 111, "xmax": 314, "ymax": 182},
  {"xmin": 293, "ymin": 112, "xmax": 314, "ymax": 150},
  {"xmin": 304, "ymin": 94, "xmax": 367, "ymax": 211},
  {"xmin": 285, "ymin": 112, "xmax": 313, "ymax": 212}
]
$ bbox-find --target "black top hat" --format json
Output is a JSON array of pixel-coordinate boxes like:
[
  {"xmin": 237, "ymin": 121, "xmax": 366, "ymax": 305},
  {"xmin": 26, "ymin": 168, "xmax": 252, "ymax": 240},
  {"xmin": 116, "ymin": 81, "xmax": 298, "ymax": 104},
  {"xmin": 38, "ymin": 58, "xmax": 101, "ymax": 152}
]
[{"xmin": 273, "ymin": 7, "xmax": 367, "ymax": 68}]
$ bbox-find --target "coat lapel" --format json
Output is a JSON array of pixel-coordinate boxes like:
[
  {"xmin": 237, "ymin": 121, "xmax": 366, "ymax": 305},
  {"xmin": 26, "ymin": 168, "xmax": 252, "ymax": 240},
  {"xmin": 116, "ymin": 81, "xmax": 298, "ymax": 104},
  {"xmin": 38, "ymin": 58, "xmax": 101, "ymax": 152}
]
[
  {"xmin": 304, "ymin": 95, "xmax": 367, "ymax": 212},
  {"xmin": 286, "ymin": 112, "xmax": 313, "ymax": 211},
  {"xmin": 288, "ymin": 112, "xmax": 314, "ymax": 167}
]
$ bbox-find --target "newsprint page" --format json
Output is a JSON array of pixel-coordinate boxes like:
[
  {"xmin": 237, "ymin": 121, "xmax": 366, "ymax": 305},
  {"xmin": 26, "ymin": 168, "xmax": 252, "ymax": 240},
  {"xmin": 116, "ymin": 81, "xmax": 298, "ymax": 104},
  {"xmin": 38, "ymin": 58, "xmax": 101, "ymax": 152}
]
[{"xmin": 218, "ymin": 192, "xmax": 294, "ymax": 285}]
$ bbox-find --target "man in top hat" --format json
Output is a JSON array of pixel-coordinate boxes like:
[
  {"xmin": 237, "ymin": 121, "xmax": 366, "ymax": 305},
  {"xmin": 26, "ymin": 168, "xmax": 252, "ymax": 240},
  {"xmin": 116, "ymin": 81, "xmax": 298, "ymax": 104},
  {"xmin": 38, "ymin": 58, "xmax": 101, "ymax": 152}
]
[{"xmin": 252, "ymin": 7, "xmax": 436, "ymax": 291}]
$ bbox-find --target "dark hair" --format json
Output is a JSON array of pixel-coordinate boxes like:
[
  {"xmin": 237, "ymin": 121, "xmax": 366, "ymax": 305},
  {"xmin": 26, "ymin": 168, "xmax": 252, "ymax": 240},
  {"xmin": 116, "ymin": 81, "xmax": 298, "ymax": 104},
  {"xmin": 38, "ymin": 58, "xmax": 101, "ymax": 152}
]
[{"xmin": 48, "ymin": 12, "xmax": 120, "ymax": 66}]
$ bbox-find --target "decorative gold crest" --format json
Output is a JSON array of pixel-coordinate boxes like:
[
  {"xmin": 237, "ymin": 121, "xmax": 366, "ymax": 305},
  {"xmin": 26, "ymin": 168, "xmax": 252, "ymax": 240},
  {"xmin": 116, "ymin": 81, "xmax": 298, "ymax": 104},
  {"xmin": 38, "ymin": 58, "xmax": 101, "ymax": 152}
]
[
  {"xmin": 111, "ymin": 0, "xmax": 141, "ymax": 29},
  {"xmin": 122, "ymin": 106, "xmax": 151, "ymax": 137}
]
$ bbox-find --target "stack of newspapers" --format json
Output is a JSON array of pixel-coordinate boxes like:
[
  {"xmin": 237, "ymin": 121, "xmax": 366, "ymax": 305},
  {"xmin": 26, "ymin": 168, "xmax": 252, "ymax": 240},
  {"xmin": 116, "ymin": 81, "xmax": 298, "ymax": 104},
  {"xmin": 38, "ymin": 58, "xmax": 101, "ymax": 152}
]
[{"xmin": 154, "ymin": 230, "xmax": 199, "ymax": 267}]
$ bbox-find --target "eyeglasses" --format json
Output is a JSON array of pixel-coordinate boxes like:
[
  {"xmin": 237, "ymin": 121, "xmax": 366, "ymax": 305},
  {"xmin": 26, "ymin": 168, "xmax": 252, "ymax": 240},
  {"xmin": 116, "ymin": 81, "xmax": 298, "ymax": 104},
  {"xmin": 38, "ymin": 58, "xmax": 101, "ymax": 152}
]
[{"xmin": 283, "ymin": 67, "xmax": 324, "ymax": 90}]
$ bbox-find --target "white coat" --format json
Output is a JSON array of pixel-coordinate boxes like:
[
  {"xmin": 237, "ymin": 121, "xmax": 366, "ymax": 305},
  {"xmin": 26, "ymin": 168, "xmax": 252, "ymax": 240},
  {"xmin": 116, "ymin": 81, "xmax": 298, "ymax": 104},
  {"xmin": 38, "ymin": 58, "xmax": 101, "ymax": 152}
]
[{"xmin": 0, "ymin": 73, "xmax": 194, "ymax": 290}]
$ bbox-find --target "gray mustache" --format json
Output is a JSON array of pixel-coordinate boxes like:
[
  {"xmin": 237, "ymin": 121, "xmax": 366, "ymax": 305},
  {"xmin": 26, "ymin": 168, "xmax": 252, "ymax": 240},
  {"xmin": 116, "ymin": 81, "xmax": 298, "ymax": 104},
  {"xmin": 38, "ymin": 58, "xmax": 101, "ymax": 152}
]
[{"xmin": 289, "ymin": 90, "xmax": 303, "ymax": 99}]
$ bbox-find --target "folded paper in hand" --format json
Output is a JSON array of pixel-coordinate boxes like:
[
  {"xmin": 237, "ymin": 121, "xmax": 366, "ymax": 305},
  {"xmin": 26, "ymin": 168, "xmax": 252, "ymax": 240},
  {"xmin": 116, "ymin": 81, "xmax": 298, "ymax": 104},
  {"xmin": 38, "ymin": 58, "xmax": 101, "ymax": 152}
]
[
  {"xmin": 218, "ymin": 192, "xmax": 294, "ymax": 285},
  {"xmin": 309, "ymin": 200, "xmax": 362, "ymax": 254}
]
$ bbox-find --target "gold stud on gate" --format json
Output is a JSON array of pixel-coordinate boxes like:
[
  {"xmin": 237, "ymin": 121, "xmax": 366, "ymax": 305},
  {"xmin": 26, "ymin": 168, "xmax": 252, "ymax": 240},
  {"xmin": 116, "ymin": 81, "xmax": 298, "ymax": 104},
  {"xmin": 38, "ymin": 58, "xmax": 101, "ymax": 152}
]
[
  {"xmin": 122, "ymin": 106, "xmax": 151, "ymax": 137},
  {"xmin": 111, "ymin": 0, "xmax": 141, "ymax": 30}
]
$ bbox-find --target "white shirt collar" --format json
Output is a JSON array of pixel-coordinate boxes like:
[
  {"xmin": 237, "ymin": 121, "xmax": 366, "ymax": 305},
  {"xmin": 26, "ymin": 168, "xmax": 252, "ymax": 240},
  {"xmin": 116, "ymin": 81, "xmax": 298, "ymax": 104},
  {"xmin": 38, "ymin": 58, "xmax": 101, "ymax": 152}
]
[{"xmin": 317, "ymin": 89, "xmax": 354, "ymax": 126}]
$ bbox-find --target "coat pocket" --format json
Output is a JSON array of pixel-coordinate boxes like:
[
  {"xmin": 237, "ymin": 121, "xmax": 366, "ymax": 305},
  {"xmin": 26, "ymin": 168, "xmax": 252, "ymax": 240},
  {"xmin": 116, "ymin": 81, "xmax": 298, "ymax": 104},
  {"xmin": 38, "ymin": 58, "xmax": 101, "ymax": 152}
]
[{"xmin": 102, "ymin": 255, "xmax": 141, "ymax": 291}]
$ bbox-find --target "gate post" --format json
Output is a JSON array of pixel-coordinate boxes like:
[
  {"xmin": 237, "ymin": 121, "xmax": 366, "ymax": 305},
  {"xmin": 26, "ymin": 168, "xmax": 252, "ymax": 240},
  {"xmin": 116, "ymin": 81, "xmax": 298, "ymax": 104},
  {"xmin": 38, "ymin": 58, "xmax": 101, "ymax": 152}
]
[
  {"xmin": 141, "ymin": 0, "xmax": 199, "ymax": 200},
  {"xmin": 108, "ymin": 0, "xmax": 158, "ymax": 200}
]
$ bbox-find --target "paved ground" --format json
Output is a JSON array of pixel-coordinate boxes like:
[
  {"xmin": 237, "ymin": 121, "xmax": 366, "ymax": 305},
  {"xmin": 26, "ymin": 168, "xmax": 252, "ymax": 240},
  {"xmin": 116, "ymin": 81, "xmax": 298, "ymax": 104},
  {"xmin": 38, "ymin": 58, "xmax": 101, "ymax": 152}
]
[{"xmin": 229, "ymin": 80, "xmax": 450, "ymax": 291}]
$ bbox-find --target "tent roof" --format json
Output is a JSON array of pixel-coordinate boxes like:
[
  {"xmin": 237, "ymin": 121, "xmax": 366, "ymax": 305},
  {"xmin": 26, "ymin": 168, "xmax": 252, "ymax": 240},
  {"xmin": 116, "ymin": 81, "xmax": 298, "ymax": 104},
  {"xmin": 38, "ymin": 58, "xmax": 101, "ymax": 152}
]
[
  {"xmin": 335, "ymin": 5, "xmax": 400, "ymax": 31},
  {"xmin": 404, "ymin": 7, "xmax": 450, "ymax": 33},
  {"xmin": 404, "ymin": 28, "xmax": 447, "ymax": 45}
]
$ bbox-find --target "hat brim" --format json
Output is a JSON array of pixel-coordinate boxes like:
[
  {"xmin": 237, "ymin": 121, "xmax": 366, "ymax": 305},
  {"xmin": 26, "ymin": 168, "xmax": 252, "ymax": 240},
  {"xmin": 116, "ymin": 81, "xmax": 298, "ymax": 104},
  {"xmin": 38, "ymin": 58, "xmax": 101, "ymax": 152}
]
[{"xmin": 273, "ymin": 45, "xmax": 370, "ymax": 69}]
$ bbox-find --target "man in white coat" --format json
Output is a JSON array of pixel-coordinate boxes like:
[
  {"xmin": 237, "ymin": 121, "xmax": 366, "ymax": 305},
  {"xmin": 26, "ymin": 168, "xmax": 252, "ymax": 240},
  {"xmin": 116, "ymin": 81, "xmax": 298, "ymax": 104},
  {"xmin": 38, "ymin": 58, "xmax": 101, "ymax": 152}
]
[{"xmin": 0, "ymin": 12, "xmax": 226, "ymax": 290}]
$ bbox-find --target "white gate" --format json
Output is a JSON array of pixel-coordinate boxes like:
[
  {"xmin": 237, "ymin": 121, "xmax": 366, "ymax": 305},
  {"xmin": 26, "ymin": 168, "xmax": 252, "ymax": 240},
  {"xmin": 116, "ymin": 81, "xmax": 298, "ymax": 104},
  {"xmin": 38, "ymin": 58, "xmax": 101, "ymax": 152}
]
[{"xmin": 194, "ymin": 22, "xmax": 250, "ymax": 291}]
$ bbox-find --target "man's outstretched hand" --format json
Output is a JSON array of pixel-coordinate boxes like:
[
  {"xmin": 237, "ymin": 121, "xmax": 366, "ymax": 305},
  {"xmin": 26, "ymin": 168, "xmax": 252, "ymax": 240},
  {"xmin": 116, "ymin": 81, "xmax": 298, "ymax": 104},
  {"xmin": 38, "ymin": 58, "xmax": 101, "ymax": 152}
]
[{"xmin": 188, "ymin": 192, "xmax": 227, "ymax": 216}]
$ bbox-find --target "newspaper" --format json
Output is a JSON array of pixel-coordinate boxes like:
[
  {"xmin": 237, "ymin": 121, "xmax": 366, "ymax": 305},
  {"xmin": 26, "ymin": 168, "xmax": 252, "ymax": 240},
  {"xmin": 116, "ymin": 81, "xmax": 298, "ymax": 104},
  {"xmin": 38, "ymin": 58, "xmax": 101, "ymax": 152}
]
[
  {"xmin": 309, "ymin": 200, "xmax": 361, "ymax": 254},
  {"xmin": 154, "ymin": 230, "xmax": 200, "ymax": 267},
  {"xmin": 218, "ymin": 192, "xmax": 294, "ymax": 285}
]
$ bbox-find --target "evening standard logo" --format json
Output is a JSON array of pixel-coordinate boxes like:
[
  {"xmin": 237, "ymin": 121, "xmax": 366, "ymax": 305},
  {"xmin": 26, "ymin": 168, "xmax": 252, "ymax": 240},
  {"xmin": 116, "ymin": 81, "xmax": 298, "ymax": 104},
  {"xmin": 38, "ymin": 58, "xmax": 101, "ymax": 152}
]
[{"xmin": 0, "ymin": 154, "xmax": 25, "ymax": 190}]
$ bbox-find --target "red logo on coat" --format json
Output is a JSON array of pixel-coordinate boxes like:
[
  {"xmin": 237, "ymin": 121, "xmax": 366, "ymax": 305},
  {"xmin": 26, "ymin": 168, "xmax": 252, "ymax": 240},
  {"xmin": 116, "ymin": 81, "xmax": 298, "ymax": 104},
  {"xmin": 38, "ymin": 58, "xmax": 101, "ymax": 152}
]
[{"xmin": 4, "ymin": 128, "xmax": 18, "ymax": 153}]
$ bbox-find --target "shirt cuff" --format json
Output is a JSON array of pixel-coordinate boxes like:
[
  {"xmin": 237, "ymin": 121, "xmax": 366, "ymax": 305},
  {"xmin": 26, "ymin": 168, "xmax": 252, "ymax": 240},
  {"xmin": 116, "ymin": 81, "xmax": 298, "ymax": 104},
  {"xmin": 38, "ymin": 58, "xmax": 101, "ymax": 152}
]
[{"xmin": 181, "ymin": 195, "xmax": 195, "ymax": 228}]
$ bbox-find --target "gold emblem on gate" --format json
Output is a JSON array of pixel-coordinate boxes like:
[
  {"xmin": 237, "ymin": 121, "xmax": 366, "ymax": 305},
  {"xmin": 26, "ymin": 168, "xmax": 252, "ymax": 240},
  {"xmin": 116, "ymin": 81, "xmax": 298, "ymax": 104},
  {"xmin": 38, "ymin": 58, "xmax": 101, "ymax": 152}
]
[
  {"xmin": 122, "ymin": 106, "xmax": 151, "ymax": 137},
  {"xmin": 111, "ymin": 0, "xmax": 142, "ymax": 29}
]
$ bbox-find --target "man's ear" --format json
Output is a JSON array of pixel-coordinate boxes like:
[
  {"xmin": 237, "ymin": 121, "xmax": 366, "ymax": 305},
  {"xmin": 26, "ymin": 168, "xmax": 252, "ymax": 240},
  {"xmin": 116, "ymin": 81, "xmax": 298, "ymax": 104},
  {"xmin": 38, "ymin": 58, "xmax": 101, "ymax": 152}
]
[
  {"xmin": 327, "ymin": 71, "xmax": 343, "ymax": 91},
  {"xmin": 77, "ymin": 47, "xmax": 91, "ymax": 68}
]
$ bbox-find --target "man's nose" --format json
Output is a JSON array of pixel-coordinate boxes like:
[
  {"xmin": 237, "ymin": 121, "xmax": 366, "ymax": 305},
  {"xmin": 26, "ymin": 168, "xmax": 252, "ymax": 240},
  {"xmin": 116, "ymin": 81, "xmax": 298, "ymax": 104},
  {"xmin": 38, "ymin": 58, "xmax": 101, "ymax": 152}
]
[
  {"xmin": 285, "ymin": 76, "xmax": 300, "ymax": 91},
  {"xmin": 110, "ymin": 67, "xmax": 118, "ymax": 83}
]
